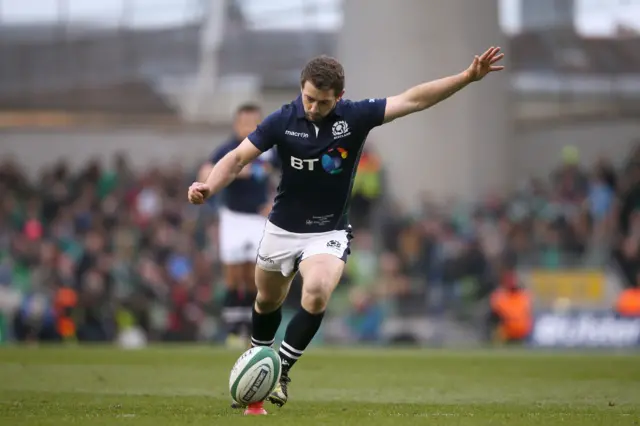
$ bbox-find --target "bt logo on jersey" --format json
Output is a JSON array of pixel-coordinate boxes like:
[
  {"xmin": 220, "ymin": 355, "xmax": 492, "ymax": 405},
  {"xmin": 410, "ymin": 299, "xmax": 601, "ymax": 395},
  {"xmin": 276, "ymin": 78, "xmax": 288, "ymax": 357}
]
[
  {"xmin": 290, "ymin": 147, "xmax": 349, "ymax": 174},
  {"xmin": 290, "ymin": 157, "xmax": 319, "ymax": 170}
]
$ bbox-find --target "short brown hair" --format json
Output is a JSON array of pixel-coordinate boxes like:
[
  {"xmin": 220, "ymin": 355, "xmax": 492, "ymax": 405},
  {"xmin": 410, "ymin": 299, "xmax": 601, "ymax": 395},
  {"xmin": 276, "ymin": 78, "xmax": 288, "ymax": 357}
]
[
  {"xmin": 235, "ymin": 103, "xmax": 261, "ymax": 116},
  {"xmin": 300, "ymin": 55, "xmax": 345, "ymax": 96}
]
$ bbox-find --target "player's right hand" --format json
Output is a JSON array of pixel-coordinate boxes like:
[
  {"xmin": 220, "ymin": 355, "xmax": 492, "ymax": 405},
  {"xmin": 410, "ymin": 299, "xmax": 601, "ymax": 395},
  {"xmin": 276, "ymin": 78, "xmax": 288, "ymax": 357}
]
[{"xmin": 187, "ymin": 182, "xmax": 211, "ymax": 204}]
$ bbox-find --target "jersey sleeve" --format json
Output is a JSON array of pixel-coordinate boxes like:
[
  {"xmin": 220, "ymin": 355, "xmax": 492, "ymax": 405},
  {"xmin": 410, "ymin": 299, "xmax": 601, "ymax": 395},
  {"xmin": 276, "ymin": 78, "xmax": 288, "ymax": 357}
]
[
  {"xmin": 352, "ymin": 98, "xmax": 387, "ymax": 131},
  {"xmin": 248, "ymin": 110, "xmax": 281, "ymax": 152}
]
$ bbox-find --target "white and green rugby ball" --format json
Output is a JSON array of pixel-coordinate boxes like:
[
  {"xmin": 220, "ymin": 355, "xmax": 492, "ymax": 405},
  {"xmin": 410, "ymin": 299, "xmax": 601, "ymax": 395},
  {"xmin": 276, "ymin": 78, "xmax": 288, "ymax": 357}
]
[{"xmin": 229, "ymin": 346, "xmax": 281, "ymax": 405}]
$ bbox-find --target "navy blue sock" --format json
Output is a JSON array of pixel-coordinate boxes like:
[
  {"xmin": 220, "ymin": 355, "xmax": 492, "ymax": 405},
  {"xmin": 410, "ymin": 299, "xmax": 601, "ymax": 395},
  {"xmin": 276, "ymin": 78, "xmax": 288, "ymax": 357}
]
[
  {"xmin": 278, "ymin": 308, "xmax": 324, "ymax": 371},
  {"xmin": 250, "ymin": 305, "xmax": 282, "ymax": 348}
]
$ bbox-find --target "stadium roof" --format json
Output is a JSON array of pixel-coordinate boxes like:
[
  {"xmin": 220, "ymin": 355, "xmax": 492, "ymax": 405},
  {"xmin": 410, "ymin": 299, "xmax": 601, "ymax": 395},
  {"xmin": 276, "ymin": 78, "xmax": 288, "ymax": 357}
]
[{"xmin": 0, "ymin": 24, "xmax": 638, "ymax": 113}]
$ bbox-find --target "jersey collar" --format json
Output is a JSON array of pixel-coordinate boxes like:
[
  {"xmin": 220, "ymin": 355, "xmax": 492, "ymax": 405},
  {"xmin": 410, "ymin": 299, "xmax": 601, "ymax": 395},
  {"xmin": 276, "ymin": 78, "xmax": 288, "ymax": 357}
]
[{"xmin": 294, "ymin": 95, "xmax": 344, "ymax": 120}]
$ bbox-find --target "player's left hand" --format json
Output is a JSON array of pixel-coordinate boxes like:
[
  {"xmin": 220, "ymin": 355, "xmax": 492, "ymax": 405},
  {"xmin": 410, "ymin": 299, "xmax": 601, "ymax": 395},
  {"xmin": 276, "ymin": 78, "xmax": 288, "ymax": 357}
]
[
  {"xmin": 188, "ymin": 182, "xmax": 210, "ymax": 204},
  {"xmin": 465, "ymin": 46, "xmax": 505, "ymax": 82}
]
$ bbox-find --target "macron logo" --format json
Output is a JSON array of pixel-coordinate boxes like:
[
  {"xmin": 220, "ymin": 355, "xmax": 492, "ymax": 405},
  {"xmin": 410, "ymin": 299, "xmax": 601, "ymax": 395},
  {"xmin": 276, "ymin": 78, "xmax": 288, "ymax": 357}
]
[{"xmin": 285, "ymin": 130, "xmax": 309, "ymax": 138}]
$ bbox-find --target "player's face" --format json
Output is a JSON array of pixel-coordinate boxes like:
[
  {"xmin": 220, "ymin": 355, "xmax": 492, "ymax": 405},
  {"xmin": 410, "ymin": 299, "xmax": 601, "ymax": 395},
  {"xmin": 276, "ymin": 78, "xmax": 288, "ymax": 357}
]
[
  {"xmin": 301, "ymin": 81, "xmax": 344, "ymax": 122},
  {"xmin": 233, "ymin": 110, "xmax": 262, "ymax": 140}
]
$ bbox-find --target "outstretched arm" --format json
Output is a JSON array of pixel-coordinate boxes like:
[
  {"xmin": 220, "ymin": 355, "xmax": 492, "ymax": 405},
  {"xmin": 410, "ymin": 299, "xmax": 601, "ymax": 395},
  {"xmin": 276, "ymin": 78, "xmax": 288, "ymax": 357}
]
[
  {"xmin": 383, "ymin": 46, "xmax": 504, "ymax": 124},
  {"xmin": 188, "ymin": 139, "xmax": 262, "ymax": 204},
  {"xmin": 197, "ymin": 158, "xmax": 253, "ymax": 183}
]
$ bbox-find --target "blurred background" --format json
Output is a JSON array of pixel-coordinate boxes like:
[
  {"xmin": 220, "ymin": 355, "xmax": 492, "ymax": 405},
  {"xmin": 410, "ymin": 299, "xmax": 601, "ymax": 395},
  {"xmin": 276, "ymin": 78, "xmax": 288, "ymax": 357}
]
[{"xmin": 0, "ymin": 0, "xmax": 639, "ymax": 349}]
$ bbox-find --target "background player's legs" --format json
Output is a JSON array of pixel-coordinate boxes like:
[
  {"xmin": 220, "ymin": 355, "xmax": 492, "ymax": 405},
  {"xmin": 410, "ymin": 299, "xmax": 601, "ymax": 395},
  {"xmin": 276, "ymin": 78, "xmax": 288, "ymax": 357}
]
[
  {"xmin": 236, "ymin": 261, "xmax": 258, "ymax": 336},
  {"xmin": 242, "ymin": 261, "xmax": 258, "ymax": 294},
  {"xmin": 278, "ymin": 254, "xmax": 344, "ymax": 369},
  {"xmin": 218, "ymin": 209, "xmax": 264, "ymax": 345},
  {"xmin": 221, "ymin": 263, "xmax": 253, "ymax": 345},
  {"xmin": 250, "ymin": 267, "xmax": 294, "ymax": 348}
]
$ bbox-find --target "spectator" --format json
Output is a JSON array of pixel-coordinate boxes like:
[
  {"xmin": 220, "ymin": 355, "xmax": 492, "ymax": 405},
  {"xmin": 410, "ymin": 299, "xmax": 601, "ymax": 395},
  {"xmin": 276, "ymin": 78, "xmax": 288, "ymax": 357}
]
[
  {"xmin": 588, "ymin": 168, "xmax": 615, "ymax": 224},
  {"xmin": 552, "ymin": 145, "xmax": 589, "ymax": 203},
  {"xmin": 344, "ymin": 287, "xmax": 384, "ymax": 343},
  {"xmin": 488, "ymin": 271, "xmax": 532, "ymax": 344},
  {"xmin": 615, "ymin": 273, "xmax": 640, "ymax": 318},
  {"xmin": 350, "ymin": 146, "xmax": 383, "ymax": 229},
  {"xmin": 0, "ymin": 141, "xmax": 636, "ymax": 345}
]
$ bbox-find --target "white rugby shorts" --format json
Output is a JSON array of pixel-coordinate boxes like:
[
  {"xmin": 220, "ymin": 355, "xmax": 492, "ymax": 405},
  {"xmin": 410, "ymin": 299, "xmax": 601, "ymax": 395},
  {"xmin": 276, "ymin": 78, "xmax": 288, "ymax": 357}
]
[
  {"xmin": 256, "ymin": 221, "xmax": 352, "ymax": 276},
  {"xmin": 218, "ymin": 207, "xmax": 266, "ymax": 264}
]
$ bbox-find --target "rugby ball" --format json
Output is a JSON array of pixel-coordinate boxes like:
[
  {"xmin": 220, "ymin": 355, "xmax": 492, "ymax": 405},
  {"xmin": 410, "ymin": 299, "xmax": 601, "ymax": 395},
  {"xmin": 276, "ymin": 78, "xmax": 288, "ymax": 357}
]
[{"xmin": 229, "ymin": 346, "xmax": 281, "ymax": 405}]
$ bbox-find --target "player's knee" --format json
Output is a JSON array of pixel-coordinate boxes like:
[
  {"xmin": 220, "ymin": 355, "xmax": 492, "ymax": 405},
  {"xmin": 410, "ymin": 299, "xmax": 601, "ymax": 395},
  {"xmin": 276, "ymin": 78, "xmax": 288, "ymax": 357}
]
[
  {"xmin": 255, "ymin": 291, "xmax": 282, "ymax": 313},
  {"xmin": 301, "ymin": 277, "xmax": 334, "ymax": 314}
]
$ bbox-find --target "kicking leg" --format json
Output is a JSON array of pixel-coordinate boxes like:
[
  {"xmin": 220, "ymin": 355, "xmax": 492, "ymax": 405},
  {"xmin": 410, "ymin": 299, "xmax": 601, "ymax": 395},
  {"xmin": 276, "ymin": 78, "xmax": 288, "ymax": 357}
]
[
  {"xmin": 250, "ymin": 266, "xmax": 294, "ymax": 347},
  {"xmin": 232, "ymin": 267, "xmax": 293, "ymax": 410}
]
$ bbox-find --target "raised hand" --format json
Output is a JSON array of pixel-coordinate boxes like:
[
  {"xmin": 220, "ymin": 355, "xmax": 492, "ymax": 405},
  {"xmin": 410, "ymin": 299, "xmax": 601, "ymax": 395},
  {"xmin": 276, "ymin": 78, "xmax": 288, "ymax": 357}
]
[{"xmin": 465, "ymin": 46, "xmax": 505, "ymax": 82}]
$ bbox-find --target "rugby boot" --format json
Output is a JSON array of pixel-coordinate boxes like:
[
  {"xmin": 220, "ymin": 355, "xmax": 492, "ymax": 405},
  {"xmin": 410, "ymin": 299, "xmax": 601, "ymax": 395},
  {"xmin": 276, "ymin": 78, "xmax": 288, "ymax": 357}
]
[{"xmin": 267, "ymin": 369, "xmax": 291, "ymax": 407}]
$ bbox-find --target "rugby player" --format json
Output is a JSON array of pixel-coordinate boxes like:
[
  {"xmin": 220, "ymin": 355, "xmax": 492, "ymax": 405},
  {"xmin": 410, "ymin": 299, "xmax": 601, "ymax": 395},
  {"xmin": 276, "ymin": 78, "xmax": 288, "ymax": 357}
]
[
  {"xmin": 188, "ymin": 46, "xmax": 505, "ymax": 412},
  {"xmin": 198, "ymin": 104, "xmax": 277, "ymax": 347}
]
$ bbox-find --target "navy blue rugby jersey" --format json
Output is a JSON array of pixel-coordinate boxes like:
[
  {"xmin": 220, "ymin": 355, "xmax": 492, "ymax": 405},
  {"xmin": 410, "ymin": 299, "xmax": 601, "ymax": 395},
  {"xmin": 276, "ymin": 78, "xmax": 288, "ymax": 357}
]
[
  {"xmin": 210, "ymin": 137, "xmax": 277, "ymax": 214},
  {"xmin": 247, "ymin": 95, "xmax": 386, "ymax": 233}
]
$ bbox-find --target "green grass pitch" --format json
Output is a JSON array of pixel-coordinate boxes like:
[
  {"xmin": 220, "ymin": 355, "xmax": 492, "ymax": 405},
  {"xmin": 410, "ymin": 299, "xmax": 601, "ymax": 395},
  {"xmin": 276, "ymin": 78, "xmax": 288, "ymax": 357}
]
[{"xmin": 0, "ymin": 345, "xmax": 638, "ymax": 425}]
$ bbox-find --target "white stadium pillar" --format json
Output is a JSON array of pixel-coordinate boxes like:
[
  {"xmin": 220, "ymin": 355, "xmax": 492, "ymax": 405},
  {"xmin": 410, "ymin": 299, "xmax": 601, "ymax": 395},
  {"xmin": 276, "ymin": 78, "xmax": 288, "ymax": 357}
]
[{"xmin": 338, "ymin": 0, "xmax": 511, "ymax": 206}]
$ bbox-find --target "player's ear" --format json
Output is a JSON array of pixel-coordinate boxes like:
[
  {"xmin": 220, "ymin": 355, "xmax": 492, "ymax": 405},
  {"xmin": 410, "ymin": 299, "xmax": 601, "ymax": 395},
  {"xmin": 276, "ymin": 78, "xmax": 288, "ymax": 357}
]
[{"xmin": 336, "ymin": 90, "xmax": 345, "ymax": 101}]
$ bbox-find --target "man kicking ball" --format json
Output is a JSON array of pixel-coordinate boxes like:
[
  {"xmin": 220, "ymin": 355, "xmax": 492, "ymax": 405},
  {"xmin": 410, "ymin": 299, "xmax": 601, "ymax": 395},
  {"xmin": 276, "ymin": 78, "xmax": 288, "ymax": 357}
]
[{"xmin": 188, "ymin": 46, "xmax": 505, "ymax": 413}]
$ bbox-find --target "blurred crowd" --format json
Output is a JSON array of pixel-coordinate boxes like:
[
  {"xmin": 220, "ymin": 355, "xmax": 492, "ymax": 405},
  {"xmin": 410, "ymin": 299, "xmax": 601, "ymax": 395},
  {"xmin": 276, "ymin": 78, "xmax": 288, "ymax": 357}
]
[
  {"xmin": 0, "ymin": 155, "xmax": 218, "ymax": 343},
  {"xmin": 342, "ymin": 143, "xmax": 640, "ymax": 342},
  {"xmin": 0, "ymin": 142, "xmax": 638, "ymax": 345}
]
